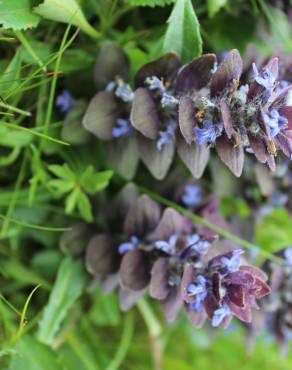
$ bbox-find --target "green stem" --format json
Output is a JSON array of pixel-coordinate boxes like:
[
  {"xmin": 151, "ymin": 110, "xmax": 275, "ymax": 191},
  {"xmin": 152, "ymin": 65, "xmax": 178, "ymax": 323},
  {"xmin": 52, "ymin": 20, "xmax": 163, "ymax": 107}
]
[
  {"xmin": 138, "ymin": 185, "xmax": 283, "ymax": 265},
  {"xmin": 137, "ymin": 298, "xmax": 163, "ymax": 370},
  {"xmin": 14, "ymin": 30, "xmax": 47, "ymax": 72},
  {"xmin": 105, "ymin": 312, "xmax": 134, "ymax": 370},
  {"xmin": 0, "ymin": 101, "xmax": 31, "ymax": 116}
]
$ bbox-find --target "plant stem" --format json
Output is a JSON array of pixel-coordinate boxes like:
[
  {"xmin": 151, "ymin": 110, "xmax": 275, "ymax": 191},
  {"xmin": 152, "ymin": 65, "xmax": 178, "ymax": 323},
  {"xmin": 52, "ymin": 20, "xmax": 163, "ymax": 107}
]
[
  {"xmin": 138, "ymin": 185, "xmax": 283, "ymax": 265},
  {"xmin": 14, "ymin": 30, "xmax": 47, "ymax": 72},
  {"xmin": 106, "ymin": 312, "xmax": 134, "ymax": 370},
  {"xmin": 137, "ymin": 298, "xmax": 163, "ymax": 370}
]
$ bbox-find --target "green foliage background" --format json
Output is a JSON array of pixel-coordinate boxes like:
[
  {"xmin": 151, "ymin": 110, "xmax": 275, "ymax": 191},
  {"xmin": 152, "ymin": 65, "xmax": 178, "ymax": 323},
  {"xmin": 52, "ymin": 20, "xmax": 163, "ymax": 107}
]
[{"xmin": 0, "ymin": 0, "xmax": 291, "ymax": 369}]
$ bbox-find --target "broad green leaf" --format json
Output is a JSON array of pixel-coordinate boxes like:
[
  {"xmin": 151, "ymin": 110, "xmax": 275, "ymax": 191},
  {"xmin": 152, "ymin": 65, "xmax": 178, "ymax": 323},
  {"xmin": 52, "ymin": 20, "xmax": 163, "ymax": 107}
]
[
  {"xmin": 255, "ymin": 208, "xmax": 292, "ymax": 252},
  {"xmin": 207, "ymin": 0, "xmax": 228, "ymax": 17},
  {"xmin": 37, "ymin": 257, "xmax": 86, "ymax": 345},
  {"xmin": 126, "ymin": 0, "xmax": 175, "ymax": 6},
  {"xmin": 34, "ymin": 0, "xmax": 100, "ymax": 39},
  {"xmin": 19, "ymin": 39, "xmax": 52, "ymax": 66},
  {"xmin": 0, "ymin": 50, "xmax": 22, "ymax": 97},
  {"xmin": 0, "ymin": 126, "xmax": 32, "ymax": 148},
  {"xmin": 10, "ymin": 335, "xmax": 62, "ymax": 370},
  {"xmin": 0, "ymin": 0, "xmax": 40, "ymax": 31},
  {"xmin": 163, "ymin": 0, "xmax": 202, "ymax": 62}
]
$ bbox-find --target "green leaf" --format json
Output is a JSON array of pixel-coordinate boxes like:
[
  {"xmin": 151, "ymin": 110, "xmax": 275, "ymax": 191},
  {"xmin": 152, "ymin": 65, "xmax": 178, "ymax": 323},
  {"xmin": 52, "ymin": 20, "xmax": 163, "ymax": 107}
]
[
  {"xmin": 10, "ymin": 335, "xmax": 62, "ymax": 370},
  {"xmin": 48, "ymin": 164, "xmax": 75, "ymax": 180},
  {"xmin": 255, "ymin": 208, "xmax": 292, "ymax": 252},
  {"xmin": 0, "ymin": 0, "xmax": 40, "ymax": 31},
  {"xmin": 65, "ymin": 188, "xmax": 79, "ymax": 214},
  {"xmin": 207, "ymin": 0, "xmax": 228, "ymax": 17},
  {"xmin": 126, "ymin": 0, "xmax": 175, "ymax": 6},
  {"xmin": 0, "ymin": 50, "xmax": 22, "ymax": 97},
  {"xmin": 0, "ymin": 126, "xmax": 32, "ymax": 148},
  {"xmin": 34, "ymin": 0, "xmax": 100, "ymax": 39},
  {"xmin": 77, "ymin": 191, "xmax": 93, "ymax": 222},
  {"xmin": 163, "ymin": 0, "xmax": 202, "ymax": 62},
  {"xmin": 37, "ymin": 257, "xmax": 86, "ymax": 346},
  {"xmin": 220, "ymin": 196, "xmax": 250, "ymax": 219}
]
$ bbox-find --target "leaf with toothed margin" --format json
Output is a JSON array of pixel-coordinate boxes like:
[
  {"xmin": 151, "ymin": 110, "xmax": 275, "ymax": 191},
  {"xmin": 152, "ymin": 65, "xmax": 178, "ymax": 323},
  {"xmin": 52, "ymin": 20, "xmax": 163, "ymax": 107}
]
[
  {"xmin": 119, "ymin": 249, "xmax": 150, "ymax": 291},
  {"xmin": 210, "ymin": 49, "xmax": 243, "ymax": 97},
  {"xmin": 150, "ymin": 258, "xmax": 170, "ymax": 300},
  {"xmin": 176, "ymin": 54, "xmax": 217, "ymax": 94},
  {"xmin": 0, "ymin": 0, "xmax": 40, "ymax": 31},
  {"xmin": 216, "ymin": 136, "xmax": 244, "ymax": 177},
  {"xmin": 82, "ymin": 91, "xmax": 121, "ymax": 140},
  {"xmin": 131, "ymin": 88, "xmax": 160, "ymax": 140},
  {"xmin": 85, "ymin": 234, "xmax": 119, "ymax": 276},
  {"xmin": 137, "ymin": 134, "xmax": 175, "ymax": 180},
  {"xmin": 135, "ymin": 53, "xmax": 181, "ymax": 88},
  {"xmin": 177, "ymin": 134, "xmax": 210, "ymax": 179},
  {"xmin": 178, "ymin": 96, "xmax": 195, "ymax": 144}
]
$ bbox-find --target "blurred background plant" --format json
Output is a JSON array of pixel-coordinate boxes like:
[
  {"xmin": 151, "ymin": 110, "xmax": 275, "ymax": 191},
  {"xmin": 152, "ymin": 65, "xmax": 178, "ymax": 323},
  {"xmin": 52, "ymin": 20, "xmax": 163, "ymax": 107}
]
[{"xmin": 0, "ymin": 0, "xmax": 292, "ymax": 369}]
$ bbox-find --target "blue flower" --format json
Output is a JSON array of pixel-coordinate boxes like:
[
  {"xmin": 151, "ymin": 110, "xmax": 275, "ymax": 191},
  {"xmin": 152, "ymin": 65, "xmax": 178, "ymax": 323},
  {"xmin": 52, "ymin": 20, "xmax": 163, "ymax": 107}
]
[
  {"xmin": 154, "ymin": 234, "xmax": 177, "ymax": 254},
  {"xmin": 211, "ymin": 303, "xmax": 231, "ymax": 327},
  {"xmin": 284, "ymin": 247, "xmax": 292, "ymax": 265},
  {"xmin": 118, "ymin": 236, "xmax": 139, "ymax": 254},
  {"xmin": 156, "ymin": 124, "xmax": 175, "ymax": 151},
  {"xmin": 252, "ymin": 63, "xmax": 276, "ymax": 91},
  {"xmin": 115, "ymin": 82, "xmax": 134, "ymax": 102},
  {"xmin": 263, "ymin": 109, "xmax": 288, "ymax": 138},
  {"xmin": 186, "ymin": 233, "xmax": 210, "ymax": 254},
  {"xmin": 193, "ymin": 120, "xmax": 223, "ymax": 145},
  {"xmin": 145, "ymin": 76, "xmax": 165, "ymax": 92},
  {"xmin": 221, "ymin": 249, "xmax": 244, "ymax": 272},
  {"xmin": 188, "ymin": 275, "xmax": 208, "ymax": 311},
  {"xmin": 161, "ymin": 93, "xmax": 179, "ymax": 108},
  {"xmin": 112, "ymin": 118, "xmax": 132, "ymax": 138},
  {"xmin": 182, "ymin": 185, "xmax": 202, "ymax": 208},
  {"xmin": 56, "ymin": 90, "xmax": 74, "ymax": 113}
]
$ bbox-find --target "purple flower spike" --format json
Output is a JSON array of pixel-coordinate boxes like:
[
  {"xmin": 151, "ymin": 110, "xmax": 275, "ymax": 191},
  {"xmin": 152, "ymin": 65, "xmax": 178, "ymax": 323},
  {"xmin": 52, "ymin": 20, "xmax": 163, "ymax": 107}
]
[
  {"xmin": 263, "ymin": 109, "xmax": 288, "ymax": 138},
  {"xmin": 182, "ymin": 185, "xmax": 202, "ymax": 208},
  {"xmin": 56, "ymin": 90, "xmax": 74, "ymax": 113},
  {"xmin": 112, "ymin": 118, "xmax": 132, "ymax": 138},
  {"xmin": 211, "ymin": 303, "xmax": 231, "ymax": 327},
  {"xmin": 118, "ymin": 235, "xmax": 139, "ymax": 254},
  {"xmin": 193, "ymin": 120, "xmax": 223, "ymax": 145},
  {"xmin": 221, "ymin": 249, "xmax": 244, "ymax": 272},
  {"xmin": 252, "ymin": 63, "xmax": 276, "ymax": 91}
]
